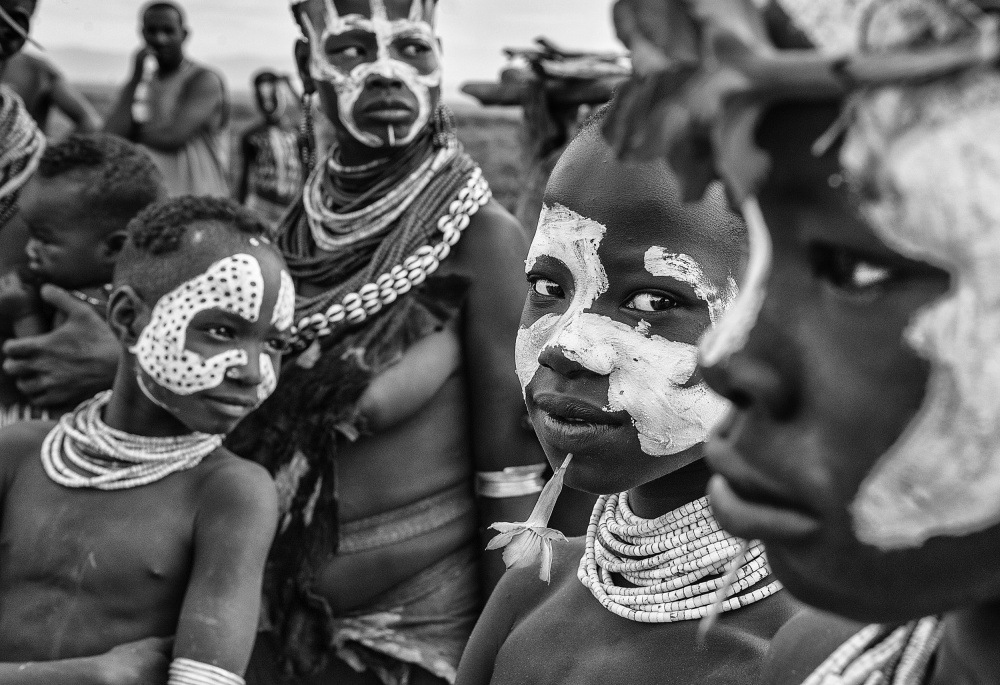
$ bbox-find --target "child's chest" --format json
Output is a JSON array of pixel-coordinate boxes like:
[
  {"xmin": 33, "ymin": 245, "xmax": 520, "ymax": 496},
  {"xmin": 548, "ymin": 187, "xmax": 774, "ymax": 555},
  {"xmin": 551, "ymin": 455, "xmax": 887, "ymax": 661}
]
[
  {"xmin": 0, "ymin": 458, "xmax": 196, "ymax": 593},
  {"xmin": 492, "ymin": 577, "xmax": 774, "ymax": 685}
]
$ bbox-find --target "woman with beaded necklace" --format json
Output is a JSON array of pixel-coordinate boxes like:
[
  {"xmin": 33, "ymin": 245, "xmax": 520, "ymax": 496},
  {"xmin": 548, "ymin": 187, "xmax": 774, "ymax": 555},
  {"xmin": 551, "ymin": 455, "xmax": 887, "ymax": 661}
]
[
  {"xmin": 231, "ymin": 1, "xmax": 547, "ymax": 684},
  {"xmin": 455, "ymin": 112, "xmax": 798, "ymax": 685}
]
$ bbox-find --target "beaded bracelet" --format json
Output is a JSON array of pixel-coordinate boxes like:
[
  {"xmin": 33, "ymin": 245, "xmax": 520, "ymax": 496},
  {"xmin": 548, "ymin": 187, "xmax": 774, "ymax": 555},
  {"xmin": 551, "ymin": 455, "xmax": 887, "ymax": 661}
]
[
  {"xmin": 168, "ymin": 658, "xmax": 245, "ymax": 685},
  {"xmin": 476, "ymin": 464, "xmax": 547, "ymax": 498}
]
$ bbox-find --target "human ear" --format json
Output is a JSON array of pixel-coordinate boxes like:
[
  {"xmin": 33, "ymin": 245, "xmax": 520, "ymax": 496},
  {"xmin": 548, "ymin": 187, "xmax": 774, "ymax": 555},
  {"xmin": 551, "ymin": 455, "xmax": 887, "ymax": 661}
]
[
  {"xmin": 107, "ymin": 286, "xmax": 148, "ymax": 347},
  {"xmin": 294, "ymin": 38, "xmax": 315, "ymax": 95}
]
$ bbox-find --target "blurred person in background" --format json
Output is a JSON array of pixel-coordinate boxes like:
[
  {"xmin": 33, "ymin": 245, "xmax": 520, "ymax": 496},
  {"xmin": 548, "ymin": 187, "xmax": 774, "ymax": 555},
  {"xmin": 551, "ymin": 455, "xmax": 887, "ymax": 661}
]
[
  {"xmin": 1, "ymin": 50, "xmax": 102, "ymax": 135},
  {"xmin": 104, "ymin": 0, "xmax": 229, "ymax": 198},
  {"xmin": 237, "ymin": 70, "xmax": 303, "ymax": 228}
]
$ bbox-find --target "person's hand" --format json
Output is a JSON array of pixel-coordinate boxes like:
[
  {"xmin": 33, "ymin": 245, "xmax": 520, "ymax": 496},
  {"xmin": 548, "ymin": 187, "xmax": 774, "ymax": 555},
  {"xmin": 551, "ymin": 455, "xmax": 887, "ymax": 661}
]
[
  {"xmin": 131, "ymin": 46, "xmax": 154, "ymax": 81},
  {"xmin": 94, "ymin": 636, "xmax": 173, "ymax": 685},
  {"xmin": 2, "ymin": 284, "xmax": 119, "ymax": 407}
]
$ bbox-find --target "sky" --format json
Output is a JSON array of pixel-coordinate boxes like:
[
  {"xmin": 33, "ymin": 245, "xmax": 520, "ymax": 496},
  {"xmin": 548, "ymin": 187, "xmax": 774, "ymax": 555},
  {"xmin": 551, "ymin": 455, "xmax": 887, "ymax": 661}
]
[{"xmin": 29, "ymin": 0, "xmax": 622, "ymax": 101}]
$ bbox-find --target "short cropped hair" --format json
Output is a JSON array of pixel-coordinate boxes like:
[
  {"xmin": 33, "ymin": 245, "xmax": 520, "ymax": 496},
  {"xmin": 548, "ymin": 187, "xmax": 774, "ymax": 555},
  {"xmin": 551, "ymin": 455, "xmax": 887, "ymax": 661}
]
[
  {"xmin": 115, "ymin": 196, "xmax": 275, "ymax": 299},
  {"xmin": 141, "ymin": 1, "xmax": 186, "ymax": 26},
  {"xmin": 38, "ymin": 133, "xmax": 166, "ymax": 232}
]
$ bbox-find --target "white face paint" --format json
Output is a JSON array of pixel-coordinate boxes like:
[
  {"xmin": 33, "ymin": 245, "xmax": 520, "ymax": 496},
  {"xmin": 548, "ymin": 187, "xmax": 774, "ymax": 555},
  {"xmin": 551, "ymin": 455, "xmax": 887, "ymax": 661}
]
[
  {"xmin": 297, "ymin": 0, "xmax": 441, "ymax": 148},
  {"xmin": 131, "ymin": 254, "xmax": 295, "ymax": 404},
  {"xmin": 515, "ymin": 203, "xmax": 732, "ymax": 456},
  {"xmin": 843, "ymin": 71, "xmax": 1000, "ymax": 549},
  {"xmin": 772, "ymin": 0, "xmax": 1000, "ymax": 549},
  {"xmin": 644, "ymin": 247, "xmax": 737, "ymax": 325}
]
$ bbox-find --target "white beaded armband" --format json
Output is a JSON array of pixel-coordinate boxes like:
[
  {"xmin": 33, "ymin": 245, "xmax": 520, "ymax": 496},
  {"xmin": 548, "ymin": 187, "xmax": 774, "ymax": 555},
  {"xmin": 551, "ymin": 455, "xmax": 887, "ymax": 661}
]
[
  {"xmin": 168, "ymin": 658, "xmax": 245, "ymax": 685},
  {"xmin": 476, "ymin": 464, "xmax": 547, "ymax": 498}
]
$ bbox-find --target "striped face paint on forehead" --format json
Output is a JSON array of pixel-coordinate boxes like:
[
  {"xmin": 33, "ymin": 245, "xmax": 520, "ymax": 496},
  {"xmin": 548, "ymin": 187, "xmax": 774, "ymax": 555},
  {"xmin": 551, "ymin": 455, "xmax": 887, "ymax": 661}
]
[
  {"xmin": 295, "ymin": 0, "xmax": 441, "ymax": 148},
  {"xmin": 131, "ymin": 254, "xmax": 295, "ymax": 403},
  {"xmin": 516, "ymin": 203, "xmax": 732, "ymax": 456}
]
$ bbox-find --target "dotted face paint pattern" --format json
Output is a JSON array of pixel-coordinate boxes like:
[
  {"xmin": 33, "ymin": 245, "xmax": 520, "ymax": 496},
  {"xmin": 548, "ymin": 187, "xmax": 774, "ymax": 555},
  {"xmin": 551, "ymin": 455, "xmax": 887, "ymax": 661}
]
[{"xmin": 131, "ymin": 254, "xmax": 265, "ymax": 396}]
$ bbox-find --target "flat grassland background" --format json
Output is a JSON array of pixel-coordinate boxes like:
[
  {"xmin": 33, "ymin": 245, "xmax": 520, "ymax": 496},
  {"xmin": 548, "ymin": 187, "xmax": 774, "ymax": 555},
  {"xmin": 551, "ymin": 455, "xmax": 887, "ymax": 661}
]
[{"xmin": 62, "ymin": 85, "xmax": 526, "ymax": 215}]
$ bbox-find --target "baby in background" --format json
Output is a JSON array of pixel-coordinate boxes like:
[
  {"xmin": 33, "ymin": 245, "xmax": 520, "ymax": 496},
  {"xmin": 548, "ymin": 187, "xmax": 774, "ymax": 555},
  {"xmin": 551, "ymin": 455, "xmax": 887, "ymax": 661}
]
[{"xmin": 0, "ymin": 133, "xmax": 165, "ymax": 424}]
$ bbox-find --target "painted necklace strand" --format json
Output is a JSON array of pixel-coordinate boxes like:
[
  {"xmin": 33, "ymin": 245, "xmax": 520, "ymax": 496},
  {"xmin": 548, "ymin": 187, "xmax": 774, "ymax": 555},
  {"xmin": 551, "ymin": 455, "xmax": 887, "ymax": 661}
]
[
  {"xmin": 40, "ymin": 391, "xmax": 223, "ymax": 491},
  {"xmin": 801, "ymin": 616, "xmax": 942, "ymax": 685},
  {"xmin": 578, "ymin": 493, "xmax": 782, "ymax": 623}
]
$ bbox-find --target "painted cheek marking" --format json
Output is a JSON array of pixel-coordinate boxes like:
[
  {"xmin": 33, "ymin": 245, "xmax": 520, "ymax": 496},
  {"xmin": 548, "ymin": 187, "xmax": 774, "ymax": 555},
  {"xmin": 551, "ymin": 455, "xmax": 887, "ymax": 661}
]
[
  {"xmin": 131, "ymin": 254, "xmax": 264, "ymax": 396},
  {"xmin": 515, "ymin": 203, "xmax": 608, "ymax": 398},
  {"xmin": 699, "ymin": 197, "xmax": 772, "ymax": 368},
  {"xmin": 302, "ymin": 0, "xmax": 441, "ymax": 148},
  {"xmin": 644, "ymin": 247, "xmax": 738, "ymax": 325},
  {"xmin": 272, "ymin": 270, "xmax": 296, "ymax": 330},
  {"xmin": 259, "ymin": 354, "xmax": 278, "ymax": 402}
]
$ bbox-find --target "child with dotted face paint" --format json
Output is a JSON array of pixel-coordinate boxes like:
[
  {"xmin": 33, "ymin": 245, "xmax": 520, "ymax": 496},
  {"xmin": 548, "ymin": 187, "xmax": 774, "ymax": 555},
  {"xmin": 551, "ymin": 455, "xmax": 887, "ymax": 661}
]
[
  {"xmin": 0, "ymin": 197, "xmax": 294, "ymax": 685},
  {"xmin": 456, "ymin": 113, "xmax": 799, "ymax": 685}
]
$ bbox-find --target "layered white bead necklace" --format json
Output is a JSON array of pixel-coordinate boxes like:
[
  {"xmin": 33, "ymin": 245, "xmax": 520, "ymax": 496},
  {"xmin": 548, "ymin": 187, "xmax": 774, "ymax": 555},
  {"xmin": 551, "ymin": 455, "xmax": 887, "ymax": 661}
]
[
  {"xmin": 294, "ymin": 158, "xmax": 491, "ymax": 343},
  {"xmin": 304, "ymin": 145, "xmax": 453, "ymax": 251},
  {"xmin": 802, "ymin": 617, "xmax": 942, "ymax": 685},
  {"xmin": 578, "ymin": 492, "xmax": 782, "ymax": 623},
  {"xmin": 41, "ymin": 391, "xmax": 223, "ymax": 491}
]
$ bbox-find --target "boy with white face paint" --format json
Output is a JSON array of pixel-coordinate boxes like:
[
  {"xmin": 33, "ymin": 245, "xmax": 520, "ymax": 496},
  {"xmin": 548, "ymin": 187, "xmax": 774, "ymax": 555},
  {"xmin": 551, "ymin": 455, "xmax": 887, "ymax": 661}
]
[
  {"xmin": 457, "ymin": 114, "xmax": 798, "ymax": 685},
  {"xmin": 0, "ymin": 197, "xmax": 294, "ymax": 684}
]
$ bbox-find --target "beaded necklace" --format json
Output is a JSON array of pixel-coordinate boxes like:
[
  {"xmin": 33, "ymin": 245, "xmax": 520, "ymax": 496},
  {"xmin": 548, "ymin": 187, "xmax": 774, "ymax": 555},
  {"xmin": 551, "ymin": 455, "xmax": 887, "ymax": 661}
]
[
  {"xmin": 802, "ymin": 617, "xmax": 942, "ymax": 685},
  {"xmin": 40, "ymin": 391, "xmax": 223, "ymax": 491},
  {"xmin": 578, "ymin": 492, "xmax": 782, "ymax": 623},
  {"xmin": 288, "ymin": 140, "xmax": 490, "ymax": 349},
  {"xmin": 0, "ymin": 85, "xmax": 45, "ymax": 226}
]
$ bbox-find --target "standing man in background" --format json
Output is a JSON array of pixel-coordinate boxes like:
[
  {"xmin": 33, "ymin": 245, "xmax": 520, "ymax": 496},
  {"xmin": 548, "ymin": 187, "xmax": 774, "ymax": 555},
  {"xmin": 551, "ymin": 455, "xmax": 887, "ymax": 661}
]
[{"xmin": 104, "ymin": 1, "xmax": 229, "ymax": 198}]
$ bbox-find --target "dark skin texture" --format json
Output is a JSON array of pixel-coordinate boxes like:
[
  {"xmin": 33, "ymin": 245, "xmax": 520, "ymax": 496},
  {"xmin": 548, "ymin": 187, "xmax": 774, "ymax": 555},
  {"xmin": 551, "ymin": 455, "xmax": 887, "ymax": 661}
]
[
  {"xmin": 278, "ymin": 3, "xmax": 545, "ymax": 682},
  {"xmin": 701, "ymin": 103, "xmax": 1000, "ymax": 683},
  {"xmin": 456, "ymin": 129, "xmax": 796, "ymax": 685},
  {"xmin": 1, "ymin": 52, "xmax": 102, "ymax": 133},
  {"xmin": 0, "ymin": 230, "xmax": 288, "ymax": 682},
  {"xmin": 103, "ymin": 6, "xmax": 225, "ymax": 153}
]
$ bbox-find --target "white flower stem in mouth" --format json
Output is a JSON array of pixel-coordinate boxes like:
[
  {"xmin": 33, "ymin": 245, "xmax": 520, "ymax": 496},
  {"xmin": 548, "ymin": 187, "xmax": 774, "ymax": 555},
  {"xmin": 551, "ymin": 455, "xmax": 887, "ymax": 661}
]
[{"xmin": 486, "ymin": 453, "xmax": 574, "ymax": 582}]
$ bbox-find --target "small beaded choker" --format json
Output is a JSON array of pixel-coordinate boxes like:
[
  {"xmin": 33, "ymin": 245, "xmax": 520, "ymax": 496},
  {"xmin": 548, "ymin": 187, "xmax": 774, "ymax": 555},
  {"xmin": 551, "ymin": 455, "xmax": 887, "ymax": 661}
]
[
  {"xmin": 41, "ymin": 391, "xmax": 223, "ymax": 491},
  {"xmin": 578, "ymin": 493, "xmax": 782, "ymax": 623},
  {"xmin": 802, "ymin": 617, "xmax": 942, "ymax": 685}
]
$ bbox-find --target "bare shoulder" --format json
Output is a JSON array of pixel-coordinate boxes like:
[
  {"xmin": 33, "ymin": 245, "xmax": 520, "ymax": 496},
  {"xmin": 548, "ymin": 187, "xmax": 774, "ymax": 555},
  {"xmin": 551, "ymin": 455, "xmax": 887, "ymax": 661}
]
[
  {"xmin": 761, "ymin": 609, "xmax": 866, "ymax": 685},
  {"xmin": 0, "ymin": 419, "xmax": 55, "ymax": 480},
  {"xmin": 493, "ymin": 535, "xmax": 586, "ymax": 626},
  {"xmin": 183, "ymin": 66, "xmax": 225, "ymax": 100},
  {"xmin": 193, "ymin": 447, "xmax": 277, "ymax": 524},
  {"xmin": 449, "ymin": 199, "xmax": 530, "ymax": 272}
]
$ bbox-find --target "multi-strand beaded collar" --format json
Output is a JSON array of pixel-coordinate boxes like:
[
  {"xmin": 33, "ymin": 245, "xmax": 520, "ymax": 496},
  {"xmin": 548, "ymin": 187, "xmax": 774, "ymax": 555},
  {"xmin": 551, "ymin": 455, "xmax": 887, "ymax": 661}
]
[
  {"xmin": 41, "ymin": 391, "xmax": 223, "ymax": 490},
  {"xmin": 289, "ymin": 140, "xmax": 490, "ymax": 353},
  {"xmin": 802, "ymin": 617, "xmax": 942, "ymax": 685},
  {"xmin": 578, "ymin": 492, "xmax": 781, "ymax": 623}
]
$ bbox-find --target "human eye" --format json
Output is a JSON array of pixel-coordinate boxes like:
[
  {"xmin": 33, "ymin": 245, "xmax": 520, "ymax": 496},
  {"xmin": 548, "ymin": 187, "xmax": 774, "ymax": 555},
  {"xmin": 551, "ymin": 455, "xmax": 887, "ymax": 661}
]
[
  {"xmin": 528, "ymin": 275, "xmax": 564, "ymax": 299},
  {"xmin": 398, "ymin": 39, "xmax": 431, "ymax": 58},
  {"xmin": 205, "ymin": 325, "xmax": 237, "ymax": 342},
  {"xmin": 625, "ymin": 292, "xmax": 678, "ymax": 313},
  {"xmin": 266, "ymin": 335, "xmax": 292, "ymax": 355},
  {"xmin": 810, "ymin": 243, "xmax": 894, "ymax": 295}
]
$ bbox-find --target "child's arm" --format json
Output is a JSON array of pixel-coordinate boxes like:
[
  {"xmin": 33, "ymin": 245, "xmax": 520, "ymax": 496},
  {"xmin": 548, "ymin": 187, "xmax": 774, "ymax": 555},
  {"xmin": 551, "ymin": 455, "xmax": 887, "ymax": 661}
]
[
  {"xmin": 0, "ymin": 636, "xmax": 173, "ymax": 685},
  {"xmin": 172, "ymin": 458, "xmax": 278, "ymax": 679}
]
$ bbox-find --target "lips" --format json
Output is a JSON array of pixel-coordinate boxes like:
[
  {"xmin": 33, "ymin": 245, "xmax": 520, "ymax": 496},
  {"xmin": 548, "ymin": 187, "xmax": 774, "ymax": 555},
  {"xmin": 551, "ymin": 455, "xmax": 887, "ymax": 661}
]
[
  {"xmin": 203, "ymin": 394, "xmax": 257, "ymax": 419},
  {"xmin": 529, "ymin": 391, "xmax": 628, "ymax": 452},
  {"xmin": 362, "ymin": 98, "xmax": 415, "ymax": 124},
  {"xmin": 704, "ymin": 429, "xmax": 822, "ymax": 543}
]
